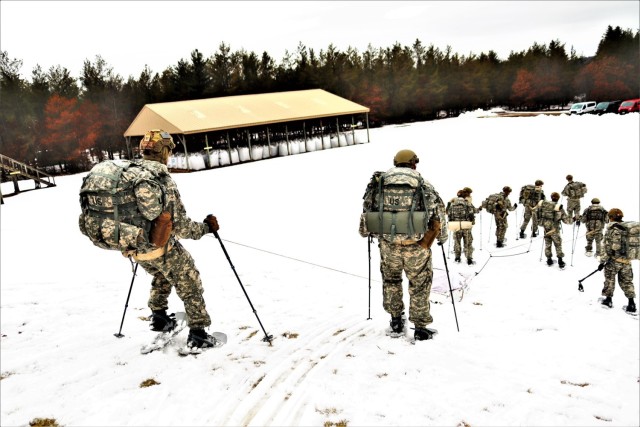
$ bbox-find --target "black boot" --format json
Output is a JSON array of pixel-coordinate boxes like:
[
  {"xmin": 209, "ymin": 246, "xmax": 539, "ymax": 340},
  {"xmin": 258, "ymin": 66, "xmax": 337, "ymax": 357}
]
[
  {"xmin": 627, "ymin": 298, "xmax": 637, "ymax": 313},
  {"xmin": 532, "ymin": 230, "xmax": 538, "ymax": 238},
  {"xmin": 414, "ymin": 327, "xmax": 435, "ymax": 341},
  {"xmin": 467, "ymin": 258, "xmax": 475, "ymax": 265},
  {"xmin": 187, "ymin": 328, "xmax": 216, "ymax": 349},
  {"xmin": 149, "ymin": 310, "xmax": 177, "ymax": 332},
  {"xmin": 390, "ymin": 315, "xmax": 404, "ymax": 334},
  {"xmin": 601, "ymin": 296, "xmax": 613, "ymax": 308},
  {"xmin": 519, "ymin": 230, "xmax": 525, "ymax": 239},
  {"xmin": 496, "ymin": 240, "xmax": 504, "ymax": 248},
  {"xmin": 546, "ymin": 257, "xmax": 553, "ymax": 266},
  {"xmin": 558, "ymin": 257, "xmax": 565, "ymax": 268}
]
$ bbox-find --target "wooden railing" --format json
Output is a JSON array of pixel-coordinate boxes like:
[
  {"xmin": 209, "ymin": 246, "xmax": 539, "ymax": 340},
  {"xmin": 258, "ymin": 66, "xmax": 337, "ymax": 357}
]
[{"xmin": 0, "ymin": 153, "xmax": 56, "ymax": 188}]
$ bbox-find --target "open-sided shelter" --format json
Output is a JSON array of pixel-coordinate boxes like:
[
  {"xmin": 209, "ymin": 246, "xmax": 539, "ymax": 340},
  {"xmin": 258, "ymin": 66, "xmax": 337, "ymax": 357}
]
[{"xmin": 123, "ymin": 89, "xmax": 370, "ymax": 170}]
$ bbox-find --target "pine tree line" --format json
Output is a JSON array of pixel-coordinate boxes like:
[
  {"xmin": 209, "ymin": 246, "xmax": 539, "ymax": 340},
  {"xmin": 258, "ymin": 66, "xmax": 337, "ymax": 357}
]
[{"xmin": 0, "ymin": 25, "xmax": 637, "ymax": 173}]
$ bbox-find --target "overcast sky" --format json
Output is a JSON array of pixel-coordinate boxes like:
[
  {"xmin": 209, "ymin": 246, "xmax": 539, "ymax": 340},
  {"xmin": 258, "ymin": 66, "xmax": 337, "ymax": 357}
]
[{"xmin": 1, "ymin": 1, "xmax": 638, "ymax": 81}]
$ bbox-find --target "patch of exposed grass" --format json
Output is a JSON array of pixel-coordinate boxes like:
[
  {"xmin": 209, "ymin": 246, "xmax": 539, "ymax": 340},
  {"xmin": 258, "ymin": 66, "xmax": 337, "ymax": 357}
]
[
  {"xmin": 324, "ymin": 420, "xmax": 349, "ymax": 427},
  {"xmin": 139, "ymin": 378, "xmax": 160, "ymax": 388},
  {"xmin": 282, "ymin": 331, "xmax": 299, "ymax": 339},
  {"xmin": 376, "ymin": 372, "xmax": 388, "ymax": 378},
  {"xmin": 238, "ymin": 325, "xmax": 250, "ymax": 330},
  {"xmin": 345, "ymin": 353, "xmax": 355, "ymax": 358},
  {"xmin": 316, "ymin": 407, "xmax": 339, "ymax": 416},
  {"xmin": 457, "ymin": 421, "xmax": 471, "ymax": 427},
  {"xmin": 243, "ymin": 330, "xmax": 258, "ymax": 341},
  {"xmin": 29, "ymin": 418, "xmax": 59, "ymax": 427},
  {"xmin": 472, "ymin": 302, "xmax": 483, "ymax": 306},
  {"xmin": 251, "ymin": 374, "xmax": 265, "ymax": 389},
  {"xmin": 594, "ymin": 415, "xmax": 612, "ymax": 422},
  {"xmin": 139, "ymin": 316, "xmax": 150, "ymax": 321},
  {"xmin": 561, "ymin": 380, "xmax": 590, "ymax": 387},
  {"xmin": 253, "ymin": 360, "xmax": 266, "ymax": 366},
  {"xmin": 333, "ymin": 329, "xmax": 346, "ymax": 336}
]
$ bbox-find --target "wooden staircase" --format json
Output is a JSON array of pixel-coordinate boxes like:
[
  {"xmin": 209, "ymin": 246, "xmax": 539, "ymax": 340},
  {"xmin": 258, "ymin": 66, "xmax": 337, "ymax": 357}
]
[{"xmin": 1, "ymin": 153, "xmax": 56, "ymax": 203}]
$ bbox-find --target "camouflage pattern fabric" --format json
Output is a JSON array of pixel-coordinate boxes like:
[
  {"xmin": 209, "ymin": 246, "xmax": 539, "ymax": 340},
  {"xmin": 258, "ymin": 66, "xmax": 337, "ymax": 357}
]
[
  {"xmin": 580, "ymin": 204, "xmax": 608, "ymax": 255},
  {"xmin": 494, "ymin": 193, "xmax": 516, "ymax": 241},
  {"xmin": 539, "ymin": 201, "xmax": 570, "ymax": 259},
  {"xmin": 142, "ymin": 241, "xmax": 211, "ymax": 328},
  {"xmin": 521, "ymin": 203, "xmax": 541, "ymax": 234},
  {"xmin": 134, "ymin": 160, "xmax": 211, "ymax": 328},
  {"xmin": 379, "ymin": 240, "xmax": 433, "ymax": 328},
  {"xmin": 602, "ymin": 260, "xmax": 635, "ymax": 299},
  {"xmin": 453, "ymin": 229, "xmax": 474, "ymax": 260},
  {"xmin": 566, "ymin": 198, "xmax": 581, "ymax": 221}
]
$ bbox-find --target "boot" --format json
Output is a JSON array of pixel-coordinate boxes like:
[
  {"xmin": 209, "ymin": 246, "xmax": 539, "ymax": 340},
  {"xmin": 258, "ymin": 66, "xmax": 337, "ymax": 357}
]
[
  {"xmin": 546, "ymin": 257, "xmax": 553, "ymax": 266},
  {"xmin": 390, "ymin": 315, "xmax": 404, "ymax": 334},
  {"xmin": 519, "ymin": 230, "xmax": 525, "ymax": 239},
  {"xmin": 496, "ymin": 240, "xmax": 504, "ymax": 248},
  {"xmin": 601, "ymin": 296, "xmax": 613, "ymax": 308},
  {"xmin": 467, "ymin": 258, "xmax": 475, "ymax": 265},
  {"xmin": 187, "ymin": 328, "xmax": 216, "ymax": 349},
  {"xmin": 149, "ymin": 310, "xmax": 177, "ymax": 332},
  {"xmin": 454, "ymin": 256, "xmax": 461, "ymax": 263},
  {"xmin": 558, "ymin": 257, "xmax": 565, "ymax": 268},
  {"xmin": 414, "ymin": 327, "xmax": 435, "ymax": 341},
  {"xmin": 627, "ymin": 298, "xmax": 637, "ymax": 313},
  {"xmin": 531, "ymin": 230, "xmax": 538, "ymax": 238}
]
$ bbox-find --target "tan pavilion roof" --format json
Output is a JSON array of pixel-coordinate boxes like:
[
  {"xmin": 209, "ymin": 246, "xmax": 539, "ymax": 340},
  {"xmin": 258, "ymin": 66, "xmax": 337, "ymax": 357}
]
[{"xmin": 123, "ymin": 89, "xmax": 369, "ymax": 137}]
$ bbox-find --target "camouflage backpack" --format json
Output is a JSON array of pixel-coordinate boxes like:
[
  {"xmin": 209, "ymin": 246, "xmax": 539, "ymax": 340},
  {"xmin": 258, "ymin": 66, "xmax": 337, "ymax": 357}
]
[
  {"xmin": 481, "ymin": 193, "xmax": 504, "ymax": 215},
  {"xmin": 361, "ymin": 168, "xmax": 437, "ymax": 242},
  {"xmin": 607, "ymin": 221, "xmax": 640, "ymax": 260},
  {"xmin": 78, "ymin": 160, "xmax": 166, "ymax": 251},
  {"xmin": 563, "ymin": 181, "xmax": 587, "ymax": 199},
  {"xmin": 448, "ymin": 198, "xmax": 474, "ymax": 222},
  {"xmin": 519, "ymin": 184, "xmax": 541, "ymax": 205},
  {"xmin": 538, "ymin": 200, "xmax": 560, "ymax": 221},
  {"xmin": 586, "ymin": 206, "xmax": 606, "ymax": 222}
]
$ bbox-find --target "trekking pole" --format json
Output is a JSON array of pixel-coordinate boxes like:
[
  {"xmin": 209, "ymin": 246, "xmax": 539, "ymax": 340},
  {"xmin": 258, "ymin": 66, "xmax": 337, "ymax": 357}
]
[
  {"xmin": 487, "ymin": 216, "xmax": 493, "ymax": 244},
  {"xmin": 578, "ymin": 266, "xmax": 600, "ymax": 292},
  {"xmin": 570, "ymin": 222, "xmax": 580, "ymax": 267},
  {"xmin": 114, "ymin": 260, "xmax": 138, "ymax": 338},
  {"xmin": 439, "ymin": 243, "xmax": 460, "ymax": 332},
  {"xmin": 447, "ymin": 231, "xmax": 452, "ymax": 259},
  {"xmin": 479, "ymin": 211, "xmax": 483, "ymax": 251},
  {"xmin": 213, "ymin": 231, "xmax": 273, "ymax": 345},
  {"xmin": 539, "ymin": 234, "xmax": 545, "ymax": 261},
  {"xmin": 367, "ymin": 235, "xmax": 372, "ymax": 320}
]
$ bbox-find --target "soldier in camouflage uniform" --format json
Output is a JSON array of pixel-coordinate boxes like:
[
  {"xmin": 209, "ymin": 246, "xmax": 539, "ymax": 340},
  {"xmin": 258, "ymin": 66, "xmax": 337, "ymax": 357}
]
[
  {"xmin": 493, "ymin": 186, "xmax": 517, "ymax": 248},
  {"xmin": 579, "ymin": 198, "xmax": 608, "ymax": 257},
  {"xmin": 134, "ymin": 129, "xmax": 221, "ymax": 349},
  {"xmin": 598, "ymin": 208, "xmax": 636, "ymax": 312},
  {"xmin": 447, "ymin": 189, "xmax": 477, "ymax": 265},
  {"xmin": 360, "ymin": 149, "xmax": 447, "ymax": 341},
  {"xmin": 520, "ymin": 180, "xmax": 546, "ymax": 238},
  {"xmin": 561, "ymin": 174, "xmax": 587, "ymax": 222},
  {"xmin": 537, "ymin": 192, "xmax": 571, "ymax": 268}
]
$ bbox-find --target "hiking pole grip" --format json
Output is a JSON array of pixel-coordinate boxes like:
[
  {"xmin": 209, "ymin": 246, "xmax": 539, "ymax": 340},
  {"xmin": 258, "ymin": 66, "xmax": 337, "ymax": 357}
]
[
  {"xmin": 440, "ymin": 243, "xmax": 460, "ymax": 332},
  {"xmin": 213, "ymin": 231, "xmax": 274, "ymax": 345},
  {"xmin": 115, "ymin": 262, "xmax": 138, "ymax": 338}
]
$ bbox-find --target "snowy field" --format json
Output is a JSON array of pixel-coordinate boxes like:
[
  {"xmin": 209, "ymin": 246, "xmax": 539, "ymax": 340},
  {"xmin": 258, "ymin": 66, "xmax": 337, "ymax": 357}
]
[{"xmin": 1, "ymin": 111, "xmax": 639, "ymax": 427}]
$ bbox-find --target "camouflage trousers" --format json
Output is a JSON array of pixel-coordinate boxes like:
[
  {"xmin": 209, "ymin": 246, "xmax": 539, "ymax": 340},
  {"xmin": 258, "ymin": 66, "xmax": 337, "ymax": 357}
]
[
  {"xmin": 566, "ymin": 198, "xmax": 581, "ymax": 220},
  {"xmin": 139, "ymin": 241, "xmax": 211, "ymax": 328},
  {"xmin": 379, "ymin": 240, "xmax": 433, "ymax": 328},
  {"xmin": 494, "ymin": 213, "xmax": 509, "ymax": 242},
  {"xmin": 602, "ymin": 260, "xmax": 635, "ymax": 299},
  {"xmin": 585, "ymin": 228, "xmax": 604, "ymax": 255},
  {"xmin": 521, "ymin": 205, "xmax": 539, "ymax": 233},
  {"xmin": 453, "ymin": 229, "xmax": 474, "ymax": 260},
  {"xmin": 543, "ymin": 227, "xmax": 564, "ymax": 258}
]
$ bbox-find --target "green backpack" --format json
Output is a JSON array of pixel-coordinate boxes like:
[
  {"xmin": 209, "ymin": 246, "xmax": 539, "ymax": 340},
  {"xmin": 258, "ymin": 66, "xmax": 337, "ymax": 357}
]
[
  {"xmin": 608, "ymin": 221, "xmax": 640, "ymax": 260},
  {"xmin": 78, "ymin": 160, "xmax": 165, "ymax": 251},
  {"xmin": 481, "ymin": 193, "xmax": 504, "ymax": 215}
]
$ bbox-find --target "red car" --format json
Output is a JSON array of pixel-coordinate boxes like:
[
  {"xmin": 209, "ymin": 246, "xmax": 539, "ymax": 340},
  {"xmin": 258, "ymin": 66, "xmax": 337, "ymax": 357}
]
[{"xmin": 618, "ymin": 98, "xmax": 640, "ymax": 114}]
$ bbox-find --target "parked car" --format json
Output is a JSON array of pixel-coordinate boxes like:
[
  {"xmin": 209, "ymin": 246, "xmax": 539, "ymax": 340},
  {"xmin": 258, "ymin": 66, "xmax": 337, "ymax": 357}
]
[
  {"xmin": 570, "ymin": 101, "xmax": 596, "ymax": 115},
  {"xmin": 595, "ymin": 100, "xmax": 622, "ymax": 115},
  {"xmin": 618, "ymin": 98, "xmax": 640, "ymax": 114}
]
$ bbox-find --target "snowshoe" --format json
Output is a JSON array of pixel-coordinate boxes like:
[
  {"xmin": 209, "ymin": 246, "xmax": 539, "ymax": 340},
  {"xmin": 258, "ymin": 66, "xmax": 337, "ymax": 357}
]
[
  {"xmin": 179, "ymin": 328, "xmax": 227, "ymax": 355},
  {"xmin": 600, "ymin": 296, "xmax": 613, "ymax": 308},
  {"xmin": 413, "ymin": 327, "xmax": 437, "ymax": 341},
  {"xmin": 386, "ymin": 313, "xmax": 406, "ymax": 338},
  {"xmin": 585, "ymin": 251, "xmax": 593, "ymax": 257}
]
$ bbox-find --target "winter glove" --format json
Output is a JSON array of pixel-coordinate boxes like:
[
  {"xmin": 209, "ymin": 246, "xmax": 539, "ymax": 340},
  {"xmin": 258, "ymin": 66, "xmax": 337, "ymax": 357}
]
[
  {"xmin": 203, "ymin": 214, "xmax": 219, "ymax": 233},
  {"xmin": 513, "ymin": 203, "xmax": 517, "ymax": 209},
  {"xmin": 597, "ymin": 262, "xmax": 605, "ymax": 271},
  {"xmin": 576, "ymin": 220, "xmax": 581, "ymax": 226}
]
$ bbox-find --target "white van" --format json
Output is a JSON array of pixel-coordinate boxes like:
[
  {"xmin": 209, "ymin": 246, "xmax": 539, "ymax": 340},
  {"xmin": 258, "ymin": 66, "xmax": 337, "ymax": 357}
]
[{"xmin": 570, "ymin": 101, "xmax": 596, "ymax": 115}]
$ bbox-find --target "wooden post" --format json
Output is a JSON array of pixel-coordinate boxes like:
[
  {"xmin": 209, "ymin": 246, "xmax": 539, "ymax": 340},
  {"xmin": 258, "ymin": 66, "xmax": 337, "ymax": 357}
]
[
  {"xmin": 226, "ymin": 131, "xmax": 233, "ymax": 164},
  {"xmin": 351, "ymin": 116, "xmax": 355, "ymax": 144},
  {"xmin": 179, "ymin": 135, "xmax": 190, "ymax": 171},
  {"xmin": 204, "ymin": 134, "xmax": 211, "ymax": 169},
  {"xmin": 285, "ymin": 125, "xmax": 290, "ymax": 155},
  {"xmin": 267, "ymin": 127, "xmax": 272, "ymax": 157},
  {"xmin": 247, "ymin": 129, "xmax": 253, "ymax": 161},
  {"xmin": 320, "ymin": 119, "xmax": 325, "ymax": 149},
  {"xmin": 366, "ymin": 113, "xmax": 371, "ymax": 143},
  {"xmin": 336, "ymin": 117, "xmax": 340, "ymax": 147}
]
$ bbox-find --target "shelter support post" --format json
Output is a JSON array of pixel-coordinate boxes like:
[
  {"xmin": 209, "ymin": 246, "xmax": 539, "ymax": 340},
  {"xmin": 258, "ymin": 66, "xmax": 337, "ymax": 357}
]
[
  {"xmin": 226, "ymin": 131, "xmax": 233, "ymax": 164},
  {"xmin": 204, "ymin": 134, "xmax": 211, "ymax": 169},
  {"xmin": 320, "ymin": 120, "xmax": 325, "ymax": 149},
  {"xmin": 246, "ymin": 130, "xmax": 253, "ymax": 161},
  {"xmin": 366, "ymin": 113, "xmax": 370, "ymax": 143},
  {"xmin": 179, "ymin": 135, "xmax": 190, "ymax": 171},
  {"xmin": 285, "ymin": 125, "xmax": 290, "ymax": 155}
]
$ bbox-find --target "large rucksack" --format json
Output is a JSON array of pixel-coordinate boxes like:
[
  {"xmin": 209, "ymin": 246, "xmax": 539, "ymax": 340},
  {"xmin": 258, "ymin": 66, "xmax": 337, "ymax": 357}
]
[
  {"xmin": 448, "ymin": 198, "xmax": 474, "ymax": 222},
  {"xmin": 481, "ymin": 193, "xmax": 504, "ymax": 215},
  {"xmin": 563, "ymin": 181, "xmax": 587, "ymax": 199},
  {"xmin": 585, "ymin": 206, "xmax": 606, "ymax": 222},
  {"xmin": 361, "ymin": 168, "xmax": 437, "ymax": 242},
  {"xmin": 78, "ymin": 160, "xmax": 166, "ymax": 251},
  {"xmin": 608, "ymin": 221, "xmax": 640, "ymax": 260},
  {"xmin": 538, "ymin": 200, "xmax": 561, "ymax": 221}
]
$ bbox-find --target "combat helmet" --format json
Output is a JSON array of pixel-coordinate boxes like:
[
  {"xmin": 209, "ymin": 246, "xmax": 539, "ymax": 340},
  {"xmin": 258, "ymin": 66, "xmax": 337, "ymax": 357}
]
[
  {"xmin": 140, "ymin": 129, "xmax": 175, "ymax": 162},
  {"xmin": 591, "ymin": 198, "xmax": 600, "ymax": 204},
  {"xmin": 393, "ymin": 149, "xmax": 419, "ymax": 166}
]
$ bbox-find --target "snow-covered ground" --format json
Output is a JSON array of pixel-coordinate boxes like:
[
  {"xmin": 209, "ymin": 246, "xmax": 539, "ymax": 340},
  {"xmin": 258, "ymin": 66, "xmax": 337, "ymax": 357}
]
[{"xmin": 1, "ymin": 111, "xmax": 639, "ymax": 427}]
